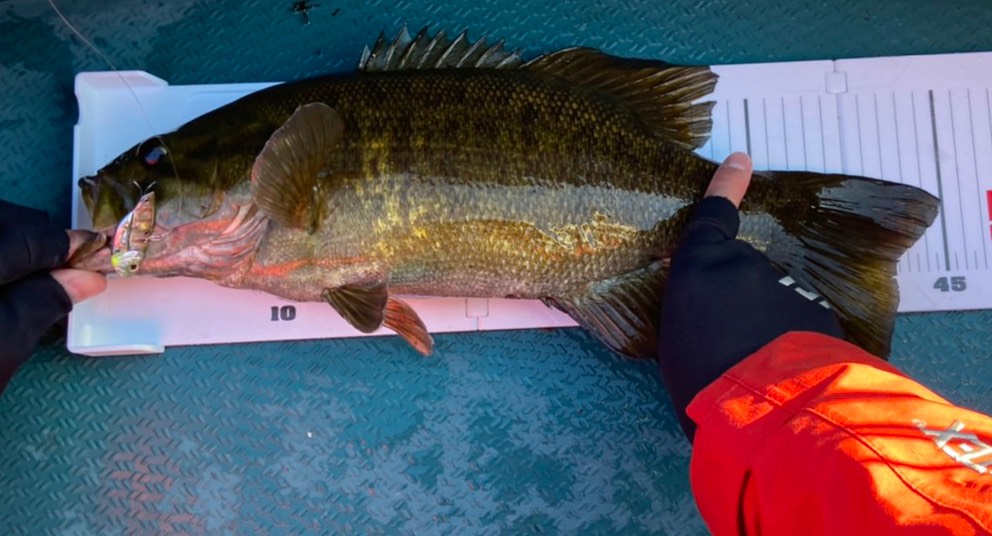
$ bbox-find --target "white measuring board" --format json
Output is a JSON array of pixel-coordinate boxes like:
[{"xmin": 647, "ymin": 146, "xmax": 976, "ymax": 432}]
[
  {"xmin": 67, "ymin": 52, "xmax": 992, "ymax": 356},
  {"xmin": 696, "ymin": 52, "xmax": 992, "ymax": 313},
  {"xmin": 835, "ymin": 55, "xmax": 992, "ymax": 311}
]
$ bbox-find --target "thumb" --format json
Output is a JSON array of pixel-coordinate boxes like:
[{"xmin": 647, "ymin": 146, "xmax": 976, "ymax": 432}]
[
  {"xmin": 50, "ymin": 269, "xmax": 107, "ymax": 304},
  {"xmin": 704, "ymin": 152, "xmax": 753, "ymax": 208}
]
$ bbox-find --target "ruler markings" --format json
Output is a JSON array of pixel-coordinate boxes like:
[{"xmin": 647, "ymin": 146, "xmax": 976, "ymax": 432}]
[
  {"xmin": 856, "ymin": 94, "xmax": 865, "ymax": 173},
  {"xmin": 881, "ymin": 92, "xmax": 911, "ymax": 273},
  {"xmin": 976, "ymin": 88, "xmax": 992, "ymax": 247},
  {"xmin": 912, "ymin": 91, "xmax": 921, "ymax": 186},
  {"xmin": 726, "ymin": 100, "xmax": 732, "ymax": 155},
  {"xmin": 987, "ymin": 88, "xmax": 992, "ymax": 247},
  {"xmin": 875, "ymin": 93, "xmax": 885, "ymax": 178},
  {"xmin": 818, "ymin": 94, "xmax": 827, "ymax": 173},
  {"xmin": 894, "ymin": 93, "xmax": 905, "ymax": 181},
  {"xmin": 708, "ymin": 65, "xmax": 984, "ymax": 298},
  {"xmin": 800, "ymin": 96, "xmax": 809, "ymax": 168},
  {"xmin": 763, "ymin": 98, "xmax": 770, "ymax": 166},
  {"xmin": 948, "ymin": 90, "xmax": 970, "ymax": 270},
  {"xmin": 966, "ymin": 89, "xmax": 989, "ymax": 270},
  {"xmin": 781, "ymin": 97, "xmax": 790, "ymax": 169},
  {"xmin": 744, "ymin": 99, "xmax": 752, "ymax": 155},
  {"xmin": 911, "ymin": 91, "xmax": 935, "ymax": 271},
  {"xmin": 929, "ymin": 90, "xmax": 953, "ymax": 272}
]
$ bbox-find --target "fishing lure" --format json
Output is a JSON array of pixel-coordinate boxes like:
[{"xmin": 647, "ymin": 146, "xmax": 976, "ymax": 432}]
[{"xmin": 110, "ymin": 190, "xmax": 157, "ymax": 276}]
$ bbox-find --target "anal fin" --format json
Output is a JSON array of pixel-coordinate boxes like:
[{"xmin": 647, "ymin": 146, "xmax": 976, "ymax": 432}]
[{"xmin": 543, "ymin": 261, "xmax": 668, "ymax": 359}]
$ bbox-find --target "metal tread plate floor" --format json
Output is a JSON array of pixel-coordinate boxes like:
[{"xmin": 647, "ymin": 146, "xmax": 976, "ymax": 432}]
[{"xmin": 1, "ymin": 0, "xmax": 991, "ymax": 533}]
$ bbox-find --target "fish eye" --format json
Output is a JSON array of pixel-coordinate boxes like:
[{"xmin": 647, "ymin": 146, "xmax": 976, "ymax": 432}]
[
  {"xmin": 144, "ymin": 146, "xmax": 168, "ymax": 166},
  {"xmin": 138, "ymin": 140, "xmax": 169, "ymax": 167}
]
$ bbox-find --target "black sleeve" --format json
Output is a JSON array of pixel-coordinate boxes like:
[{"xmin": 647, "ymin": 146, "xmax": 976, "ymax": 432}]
[
  {"xmin": 0, "ymin": 200, "xmax": 74, "ymax": 393},
  {"xmin": 657, "ymin": 197, "xmax": 844, "ymax": 441}
]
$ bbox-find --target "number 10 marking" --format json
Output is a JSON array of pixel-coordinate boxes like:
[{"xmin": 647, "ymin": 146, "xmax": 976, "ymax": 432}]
[{"xmin": 270, "ymin": 305, "xmax": 297, "ymax": 321}]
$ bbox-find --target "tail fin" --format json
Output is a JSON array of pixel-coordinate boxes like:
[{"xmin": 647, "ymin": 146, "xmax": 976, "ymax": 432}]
[{"xmin": 755, "ymin": 171, "xmax": 939, "ymax": 359}]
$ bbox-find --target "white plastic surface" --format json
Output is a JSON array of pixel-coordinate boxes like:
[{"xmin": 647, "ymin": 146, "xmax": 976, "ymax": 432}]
[
  {"xmin": 835, "ymin": 54, "xmax": 992, "ymax": 311},
  {"xmin": 695, "ymin": 52, "xmax": 992, "ymax": 314},
  {"xmin": 68, "ymin": 54, "xmax": 992, "ymax": 356}
]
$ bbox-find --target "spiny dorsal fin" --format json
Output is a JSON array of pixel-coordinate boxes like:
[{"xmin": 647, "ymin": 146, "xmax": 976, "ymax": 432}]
[
  {"xmin": 250, "ymin": 103, "xmax": 344, "ymax": 231},
  {"xmin": 524, "ymin": 48, "xmax": 717, "ymax": 149},
  {"xmin": 359, "ymin": 26, "xmax": 524, "ymax": 72}
]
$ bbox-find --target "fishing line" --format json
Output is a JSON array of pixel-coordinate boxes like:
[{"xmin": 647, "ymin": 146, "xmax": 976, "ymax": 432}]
[{"xmin": 47, "ymin": 0, "xmax": 183, "ymax": 204}]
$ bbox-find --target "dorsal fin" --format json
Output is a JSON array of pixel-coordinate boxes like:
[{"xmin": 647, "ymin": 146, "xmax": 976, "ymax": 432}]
[
  {"xmin": 524, "ymin": 48, "xmax": 717, "ymax": 149},
  {"xmin": 359, "ymin": 26, "xmax": 524, "ymax": 72}
]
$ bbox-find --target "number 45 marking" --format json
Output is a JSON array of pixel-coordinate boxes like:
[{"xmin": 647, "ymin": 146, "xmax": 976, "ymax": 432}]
[{"xmin": 933, "ymin": 276, "xmax": 967, "ymax": 292}]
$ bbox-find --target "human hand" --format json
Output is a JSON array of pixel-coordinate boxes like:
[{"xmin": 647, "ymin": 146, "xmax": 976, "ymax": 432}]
[
  {"xmin": 657, "ymin": 153, "xmax": 844, "ymax": 440},
  {"xmin": 1, "ymin": 200, "xmax": 107, "ymax": 392}
]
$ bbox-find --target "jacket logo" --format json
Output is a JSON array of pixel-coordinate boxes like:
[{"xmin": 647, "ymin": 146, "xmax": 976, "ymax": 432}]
[
  {"xmin": 777, "ymin": 276, "xmax": 831, "ymax": 309},
  {"xmin": 915, "ymin": 419, "xmax": 992, "ymax": 474}
]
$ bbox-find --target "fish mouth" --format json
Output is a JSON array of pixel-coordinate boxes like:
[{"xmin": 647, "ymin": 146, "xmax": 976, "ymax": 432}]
[
  {"xmin": 71, "ymin": 175, "xmax": 116, "ymax": 274},
  {"xmin": 78, "ymin": 173, "xmax": 135, "ymax": 230},
  {"xmin": 77, "ymin": 175, "xmax": 101, "ymax": 217}
]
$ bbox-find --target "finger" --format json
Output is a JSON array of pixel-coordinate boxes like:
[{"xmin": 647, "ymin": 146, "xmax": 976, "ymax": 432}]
[
  {"xmin": 672, "ymin": 153, "xmax": 754, "ymax": 247},
  {"xmin": 66, "ymin": 229, "xmax": 107, "ymax": 263},
  {"xmin": 0, "ymin": 224, "xmax": 70, "ymax": 285},
  {"xmin": 50, "ymin": 269, "xmax": 108, "ymax": 304},
  {"xmin": 704, "ymin": 152, "xmax": 753, "ymax": 208},
  {"xmin": 0, "ymin": 199, "xmax": 49, "ymax": 226}
]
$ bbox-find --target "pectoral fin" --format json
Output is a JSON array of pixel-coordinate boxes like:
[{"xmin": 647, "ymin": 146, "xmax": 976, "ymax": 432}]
[
  {"xmin": 250, "ymin": 103, "xmax": 345, "ymax": 232},
  {"xmin": 321, "ymin": 283, "xmax": 435, "ymax": 356}
]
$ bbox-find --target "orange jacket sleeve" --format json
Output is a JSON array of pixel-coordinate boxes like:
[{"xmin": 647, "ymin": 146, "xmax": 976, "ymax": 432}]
[{"xmin": 687, "ymin": 331, "xmax": 992, "ymax": 535}]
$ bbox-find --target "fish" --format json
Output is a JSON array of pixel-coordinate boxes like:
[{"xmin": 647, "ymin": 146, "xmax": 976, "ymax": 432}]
[{"xmin": 70, "ymin": 27, "xmax": 940, "ymax": 360}]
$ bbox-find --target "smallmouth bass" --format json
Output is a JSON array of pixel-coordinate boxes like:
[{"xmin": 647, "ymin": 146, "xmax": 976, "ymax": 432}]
[{"xmin": 71, "ymin": 28, "xmax": 939, "ymax": 359}]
